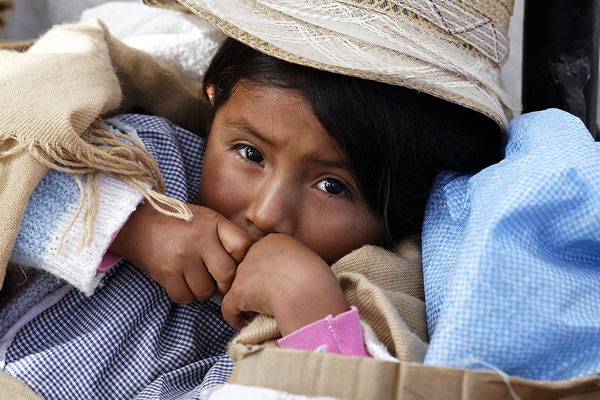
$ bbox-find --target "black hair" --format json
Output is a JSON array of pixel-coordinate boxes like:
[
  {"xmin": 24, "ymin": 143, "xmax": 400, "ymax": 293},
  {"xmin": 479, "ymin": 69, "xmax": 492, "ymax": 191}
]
[{"xmin": 203, "ymin": 38, "xmax": 504, "ymax": 247}]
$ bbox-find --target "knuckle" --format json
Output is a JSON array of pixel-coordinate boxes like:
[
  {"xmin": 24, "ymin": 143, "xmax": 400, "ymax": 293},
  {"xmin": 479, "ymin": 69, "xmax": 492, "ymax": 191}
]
[
  {"xmin": 196, "ymin": 287, "xmax": 216, "ymax": 302},
  {"xmin": 237, "ymin": 231, "xmax": 252, "ymax": 247},
  {"xmin": 238, "ymin": 236, "xmax": 252, "ymax": 252},
  {"xmin": 169, "ymin": 289, "xmax": 193, "ymax": 304},
  {"xmin": 194, "ymin": 279, "xmax": 216, "ymax": 302},
  {"xmin": 201, "ymin": 208, "xmax": 220, "ymax": 225},
  {"xmin": 171, "ymin": 243, "xmax": 190, "ymax": 262},
  {"xmin": 222, "ymin": 265, "xmax": 237, "ymax": 282},
  {"xmin": 160, "ymin": 264, "xmax": 180, "ymax": 283},
  {"xmin": 227, "ymin": 281, "xmax": 242, "ymax": 300}
]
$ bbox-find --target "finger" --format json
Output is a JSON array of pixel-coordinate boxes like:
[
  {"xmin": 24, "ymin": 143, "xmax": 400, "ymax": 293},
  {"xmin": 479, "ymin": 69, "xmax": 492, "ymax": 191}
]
[
  {"xmin": 183, "ymin": 261, "xmax": 216, "ymax": 302},
  {"xmin": 203, "ymin": 243, "xmax": 237, "ymax": 295},
  {"xmin": 221, "ymin": 292, "xmax": 247, "ymax": 331},
  {"xmin": 163, "ymin": 274, "xmax": 195, "ymax": 305},
  {"xmin": 216, "ymin": 217, "xmax": 252, "ymax": 263},
  {"xmin": 209, "ymin": 217, "xmax": 251, "ymax": 294}
]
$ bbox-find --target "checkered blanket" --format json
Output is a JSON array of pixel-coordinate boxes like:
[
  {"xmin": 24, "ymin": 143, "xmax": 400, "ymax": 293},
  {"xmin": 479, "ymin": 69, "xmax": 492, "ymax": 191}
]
[{"xmin": 3, "ymin": 114, "xmax": 236, "ymax": 399}]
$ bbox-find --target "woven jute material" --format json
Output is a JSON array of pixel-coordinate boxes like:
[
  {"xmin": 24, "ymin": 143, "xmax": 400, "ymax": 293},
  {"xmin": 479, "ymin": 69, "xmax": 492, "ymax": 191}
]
[
  {"xmin": 0, "ymin": 371, "xmax": 41, "ymax": 400},
  {"xmin": 0, "ymin": 19, "xmax": 212, "ymax": 290},
  {"xmin": 144, "ymin": 0, "xmax": 519, "ymax": 131},
  {"xmin": 229, "ymin": 241, "xmax": 429, "ymax": 363}
]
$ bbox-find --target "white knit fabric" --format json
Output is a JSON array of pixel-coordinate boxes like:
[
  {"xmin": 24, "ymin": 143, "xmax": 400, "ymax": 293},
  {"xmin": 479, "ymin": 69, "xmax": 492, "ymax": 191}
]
[
  {"xmin": 361, "ymin": 320, "xmax": 400, "ymax": 362},
  {"xmin": 41, "ymin": 171, "xmax": 143, "ymax": 295},
  {"xmin": 81, "ymin": 1, "xmax": 226, "ymax": 80}
]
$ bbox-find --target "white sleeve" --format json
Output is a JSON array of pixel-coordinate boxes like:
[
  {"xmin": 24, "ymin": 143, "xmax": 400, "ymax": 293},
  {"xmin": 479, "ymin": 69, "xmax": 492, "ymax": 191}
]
[{"xmin": 11, "ymin": 167, "xmax": 143, "ymax": 296}]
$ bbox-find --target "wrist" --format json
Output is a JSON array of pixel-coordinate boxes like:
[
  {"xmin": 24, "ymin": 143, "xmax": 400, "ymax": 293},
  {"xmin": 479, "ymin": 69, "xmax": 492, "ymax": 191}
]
[
  {"xmin": 273, "ymin": 283, "xmax": 348, "ymax": 336},
  {"xmin": 109, "ymin": 201, "xmax": 154, "ymax": 263}
]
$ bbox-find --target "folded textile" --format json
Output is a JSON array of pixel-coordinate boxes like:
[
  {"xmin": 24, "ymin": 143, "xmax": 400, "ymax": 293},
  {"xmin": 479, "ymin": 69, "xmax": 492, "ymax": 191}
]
[
  {"xmin": 81, "ymin": 1, "xmax": 226, "ymax": 80},
  {"xmin": 0, "ymin": 19, "xmax": 210, "ymax": 289},
  {"xmin": 422, "ymin": 108, "xmax": 600, "ymax": 380}
]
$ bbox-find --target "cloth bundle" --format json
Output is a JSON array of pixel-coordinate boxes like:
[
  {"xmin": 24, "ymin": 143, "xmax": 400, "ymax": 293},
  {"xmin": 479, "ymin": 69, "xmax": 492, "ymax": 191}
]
[
  {"xmin": 422, "ymin": 109, "xmax": 600, "ymax": 380},
  {"xmin": 81, "ymin": 1, "xmax": 226, "ymax": 81},
  {"xmin": 230, "ymin": 242, "xmax": 429, "ymax": 363},
  {"xmin": 0, "ymin": 19, "xmax": 210, "ymax": 290}
]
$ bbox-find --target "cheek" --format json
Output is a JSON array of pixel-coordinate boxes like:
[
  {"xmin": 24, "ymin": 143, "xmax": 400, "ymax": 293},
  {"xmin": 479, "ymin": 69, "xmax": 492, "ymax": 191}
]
[
  {"xmin": 197, "ymin": 151, "xmax": 247, "ymax": 220},
  {"xmin": 295, "ymin": 200, "xmax": 384, "ymax": 264}
]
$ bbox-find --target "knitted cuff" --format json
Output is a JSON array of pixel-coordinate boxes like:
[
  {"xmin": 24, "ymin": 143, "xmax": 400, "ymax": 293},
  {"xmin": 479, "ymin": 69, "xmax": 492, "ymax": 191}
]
[
  {"xmin": 37, "ymin": 172, "xmax": 143, "ymax": 295},
  {"xmin": 277, "ymin": 306, "xmax": 370, "ymax": 357}
]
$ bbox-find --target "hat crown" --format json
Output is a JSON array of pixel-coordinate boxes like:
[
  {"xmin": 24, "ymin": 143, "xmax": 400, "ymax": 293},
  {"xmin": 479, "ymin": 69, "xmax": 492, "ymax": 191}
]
[
  {"xmin": 346, "ymin": 0, "xmax": 514, "ymax": 65},
  {"xmin": 144, "ymin": 0, "xmax": 519, "ymax": 130}
]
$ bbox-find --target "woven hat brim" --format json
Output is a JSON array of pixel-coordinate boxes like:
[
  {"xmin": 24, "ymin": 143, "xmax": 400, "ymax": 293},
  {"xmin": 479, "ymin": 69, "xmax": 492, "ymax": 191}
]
[{"xmin": 143, "ymin": 0, "xmax": 519, "ymax": 132}]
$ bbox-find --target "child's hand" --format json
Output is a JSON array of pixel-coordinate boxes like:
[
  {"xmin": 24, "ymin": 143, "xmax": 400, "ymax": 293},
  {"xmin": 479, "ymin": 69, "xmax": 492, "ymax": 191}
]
[
  {"xmin": 110, "ymin": 201, "xmax": 252, "ymax": 304},
  {"xmin": 221, "ymin": 233, "xmax": 349, "ymax": 335}
]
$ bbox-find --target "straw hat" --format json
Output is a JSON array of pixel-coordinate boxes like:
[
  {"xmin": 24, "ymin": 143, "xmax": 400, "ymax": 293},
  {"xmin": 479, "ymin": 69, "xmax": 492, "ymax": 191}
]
[{"xmin": 143, "ymin": 0, "xmax": 519, "ymax": 131}]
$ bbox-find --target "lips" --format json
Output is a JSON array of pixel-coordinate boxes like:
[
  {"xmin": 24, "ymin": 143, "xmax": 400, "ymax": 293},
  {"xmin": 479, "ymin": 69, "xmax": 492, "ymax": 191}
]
[{"xmin": 235, "ymin": 219, "xmax": 263, "ymax": 244}]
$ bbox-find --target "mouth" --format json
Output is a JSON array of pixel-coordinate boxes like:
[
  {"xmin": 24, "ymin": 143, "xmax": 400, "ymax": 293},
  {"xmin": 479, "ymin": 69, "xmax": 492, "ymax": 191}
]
[
  {"xmin": 237, "ymin": 222, "xmax": 263, "ymax": 243},
  {"xmin": 248, "ymin": 231, "xmax": 264, "ymax": 243}
]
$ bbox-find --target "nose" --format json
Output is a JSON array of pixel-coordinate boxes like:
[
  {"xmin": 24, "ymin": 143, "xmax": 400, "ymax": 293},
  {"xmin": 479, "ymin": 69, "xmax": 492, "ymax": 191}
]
[{"xmin": 244, "ymin": 174, "xmax": 296, "ymax": 238}]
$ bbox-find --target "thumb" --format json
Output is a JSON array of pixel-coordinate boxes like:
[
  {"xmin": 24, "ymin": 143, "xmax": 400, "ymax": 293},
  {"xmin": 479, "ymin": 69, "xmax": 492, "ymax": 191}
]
[
  {"xmin": 216, "ymin": 217, "xmax": 252, "ymax": 263},
  {"xmin": 221, "ymin": 291, "xmax": 248, "ymax": 331}
]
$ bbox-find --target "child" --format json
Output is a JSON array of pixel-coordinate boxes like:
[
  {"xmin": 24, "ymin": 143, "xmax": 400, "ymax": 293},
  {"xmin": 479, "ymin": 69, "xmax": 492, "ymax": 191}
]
[
  {"xmin": 3, "ymin": 37, "xmax": 503, "ymax": 398},
  {"xmin": 2, "ymin": 0, "xmax": 516, "ymax": 396},
  {"xmin": 109, "ymin": 38, "xmax": 504, "ymax": 337}
]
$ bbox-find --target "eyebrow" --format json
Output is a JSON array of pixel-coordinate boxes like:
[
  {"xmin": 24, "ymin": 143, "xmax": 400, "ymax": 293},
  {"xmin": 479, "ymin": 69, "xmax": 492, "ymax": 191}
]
[
  {"xmin": 311, "ymin": 156, "xmax": 348, "ymax": 170},
  {"xmin": 224, "ymin": 120, "xmax": 274, "ymax": 146}
]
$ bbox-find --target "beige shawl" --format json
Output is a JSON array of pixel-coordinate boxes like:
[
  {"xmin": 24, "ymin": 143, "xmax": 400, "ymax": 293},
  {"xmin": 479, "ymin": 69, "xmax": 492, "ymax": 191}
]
[{"xmin": 0, "ymin": 19, "xmax": 210, "ymax": 289}]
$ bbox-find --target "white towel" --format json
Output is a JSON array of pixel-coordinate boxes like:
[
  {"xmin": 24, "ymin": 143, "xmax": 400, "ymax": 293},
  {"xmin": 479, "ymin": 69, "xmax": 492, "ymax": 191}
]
[{"xmin": 81, "ymin": 1, "xmax": 226, "ymax": 80}]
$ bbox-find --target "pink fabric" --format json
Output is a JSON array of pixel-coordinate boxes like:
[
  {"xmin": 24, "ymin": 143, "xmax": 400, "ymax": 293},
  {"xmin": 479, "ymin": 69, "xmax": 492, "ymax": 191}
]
[
  {"xmin": 277, "ymin": 306, "xmax": 370, "ymax": 357},
  {"xmin": 98, "ymin": 230, "xmax": 122, "ymax": 272},
  {"xmin": 98, "ymin": 252, "xmax": 122, "ymax": 271}
]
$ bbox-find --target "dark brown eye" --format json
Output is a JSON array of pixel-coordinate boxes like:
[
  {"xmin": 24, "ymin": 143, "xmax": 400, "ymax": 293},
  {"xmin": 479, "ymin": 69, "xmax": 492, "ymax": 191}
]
[
  {"xmin": 244, "ymin": 146, "xmax": 263, "ymax": 163},
  {"xmin": 316, "ymin": 178, "xmax": 348, "ymax": 196},
  {"xmin": 234, "ymin": 144, "xmax": 264, "ymax": 164}
]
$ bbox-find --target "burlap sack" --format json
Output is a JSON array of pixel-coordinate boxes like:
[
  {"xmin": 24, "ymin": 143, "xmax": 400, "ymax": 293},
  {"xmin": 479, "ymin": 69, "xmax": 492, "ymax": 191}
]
[
  {"xmin": 230, "ymin": 239, "xmax": 429, "ymax": 363},
  {"xmin": 0, "ymin": 372, "xmax": 41, "ymax": 400}
]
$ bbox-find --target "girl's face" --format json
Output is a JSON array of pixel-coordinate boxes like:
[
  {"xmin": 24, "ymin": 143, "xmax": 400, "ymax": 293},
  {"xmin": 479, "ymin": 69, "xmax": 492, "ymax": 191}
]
[{"xmin": 198, "ymin": 82, "xmax": 384, "ymax": 264}]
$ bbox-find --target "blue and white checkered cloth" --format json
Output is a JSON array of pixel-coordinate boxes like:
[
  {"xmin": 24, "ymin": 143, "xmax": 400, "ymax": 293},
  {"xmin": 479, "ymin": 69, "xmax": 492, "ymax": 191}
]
[
  {"xmin": 4, "ymin": 114, "xmax": 237, "ymax": 399},
  {"xmin": 422, "ymin": 109, "xmax": 600, "ymax": 380}
]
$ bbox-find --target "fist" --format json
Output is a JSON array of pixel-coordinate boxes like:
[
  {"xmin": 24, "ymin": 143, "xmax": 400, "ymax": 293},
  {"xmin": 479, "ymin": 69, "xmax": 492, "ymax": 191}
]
[
  {"xmin": 110, "ymin": 201, "xmax": 252, "ymax": 304},
  {"xmin": 221, "ymin": 233, "xmax": 348, "ymax": 335}
]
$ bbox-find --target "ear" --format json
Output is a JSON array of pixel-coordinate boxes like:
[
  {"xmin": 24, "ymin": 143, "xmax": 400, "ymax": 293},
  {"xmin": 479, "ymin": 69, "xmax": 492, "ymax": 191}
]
[{"xmin": 206, "ymin": 84, "xmax": 216, "ymax": 106}]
